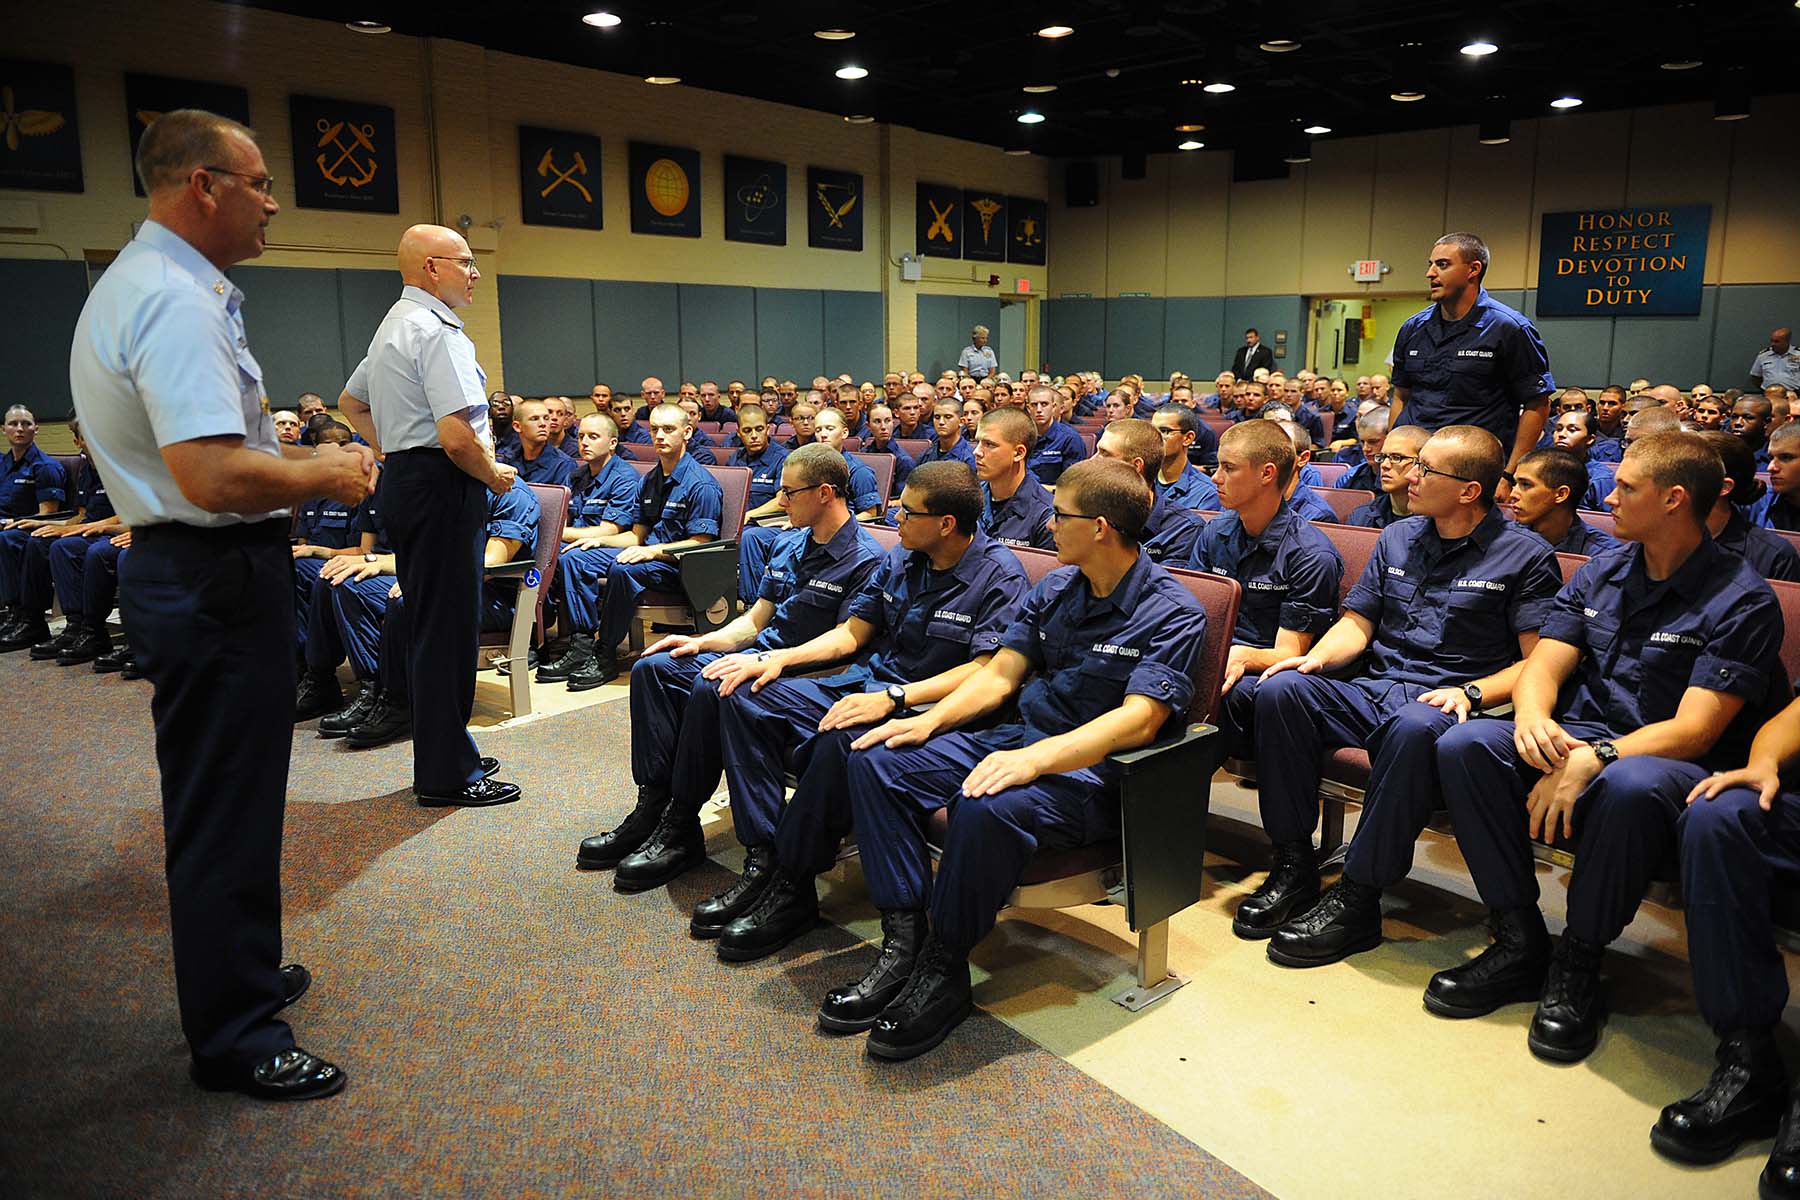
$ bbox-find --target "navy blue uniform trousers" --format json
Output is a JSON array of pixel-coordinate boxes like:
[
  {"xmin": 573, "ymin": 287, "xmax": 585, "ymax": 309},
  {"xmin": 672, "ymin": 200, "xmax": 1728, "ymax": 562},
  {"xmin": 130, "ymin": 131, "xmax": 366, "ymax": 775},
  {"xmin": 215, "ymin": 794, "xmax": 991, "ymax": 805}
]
[
  {"xmin": 718, "ymin": 675, "xmax": 873, "ymax": 856},
  {"xmin": 1681, "ymin": 784, "xmax": 1800, "ymax": 1033},
  {"xmin": 380, "ymin": 450, "xmax": 485, "ymax": 793},
  {"xmin": 120, "ymin": 518, "xmax": 296, "ymax": 1072},
  {"xmin": 631, "ymin": 650, "xmax": 729, "ymax": 813},
  {"xmin": 48, "ymin": 534, "xmax": 123, "ymax": 622}
]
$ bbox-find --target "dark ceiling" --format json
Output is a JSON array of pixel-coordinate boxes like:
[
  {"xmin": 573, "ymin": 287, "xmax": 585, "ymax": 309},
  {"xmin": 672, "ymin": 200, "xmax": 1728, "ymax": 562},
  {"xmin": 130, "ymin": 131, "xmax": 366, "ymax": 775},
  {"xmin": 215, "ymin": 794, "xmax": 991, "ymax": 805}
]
[{"xmin": 236, "ymin": 1, "xmax": 1799, "ymax": 167}]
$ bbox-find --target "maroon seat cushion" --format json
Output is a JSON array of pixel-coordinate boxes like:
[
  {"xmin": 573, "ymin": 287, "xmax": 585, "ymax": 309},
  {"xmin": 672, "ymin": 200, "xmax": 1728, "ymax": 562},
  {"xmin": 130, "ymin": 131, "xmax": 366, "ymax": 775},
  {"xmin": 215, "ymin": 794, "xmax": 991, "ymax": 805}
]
[
  {"xmin": 924, "ymin": 808, "xmax": 1123, "ymax": 886},
  {"xmin": 1321, "ymin": 747, "xmax": 1371, "ymax": 791}
]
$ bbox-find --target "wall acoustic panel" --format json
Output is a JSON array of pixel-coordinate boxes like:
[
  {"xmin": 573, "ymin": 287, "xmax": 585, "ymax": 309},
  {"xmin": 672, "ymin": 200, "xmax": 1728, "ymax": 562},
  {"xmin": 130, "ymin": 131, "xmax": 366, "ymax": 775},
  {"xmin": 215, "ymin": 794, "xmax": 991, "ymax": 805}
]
[
  {"xmin": 230, "ymin": 265, "xmax": 346, "ymax": 409},
  {"xmin": 1042, "ymin": 299, "xmax": 1107, "ymax": 373},
  {"xmin": 1609, "ymin": 288, "xmax": 1721, "ymax": 393},
  {"xmin": 915, "ymin": 295, "xmax": 964, "ymax": 380},
  {"xmin": 823, "ymin": 290, "xmax": 884, "ymax": 383},
  {"xmin": 1523, "ymin": 290, "xmax": 1616, "ymax": 390},
  {"xmin": 496, "ymin": 275, "xmax": 597, "ymax": 397},
  {"xmin": 1104, "ymin": 297, "xmax": 1166, "ymax": 380},
  {"xmin": 592, "ymin": 280, "xmax": 680, "ymax": 393},
  {"xmin": 753, "ymin": 288, "xmax": 824, "ymax": 385},
  {"xmin": 336, "ymin": 268, "xmax": 402, "ymax": 381},
  {"xmin": 677, "ymin": 284, "xmax": 757, "ymax": 387},
  {"xmin": 1162, "ymin": 297, "xmax": 1227, "ymax": 380},
  {"xmin": 1713, "ymin": 284, "xmax": 1800, "ymax": 390},
  {"xmin": 0, "ymin": 259, "xmax": 87, "ymax": 420},
  {"xmin": 1221, "ymin": 296, "xmax": 1310, "ymax": 373}
]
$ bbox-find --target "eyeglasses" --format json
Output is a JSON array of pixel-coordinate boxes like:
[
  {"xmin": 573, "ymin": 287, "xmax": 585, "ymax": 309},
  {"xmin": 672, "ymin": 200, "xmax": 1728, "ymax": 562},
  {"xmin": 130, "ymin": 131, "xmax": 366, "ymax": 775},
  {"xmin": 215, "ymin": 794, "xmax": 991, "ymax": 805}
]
[
  {"xmin": 777, "ymin": 483, "xmax": 832, "ymax": 500},
  {"xmin": 202, "ymin": 165, "xmax": 276, "ymax": 195},
  {"xmin": 427, "ymin": 255, "xmax": 477, "ymax": 271},
  {"xmin": 897, "ymin": 504, "xmax": 946, "ymax": 521},
  {"xmin": 1370, "ymin": 453, "xmax": 1417, "ymax": 467},
  {"xmin": 1414, "ymin": 460, "xmax": 1477, "ymax": 484},
  {"xmin": 1050, "ymin": 508, "xmax": 1100, "ymax": 524}
]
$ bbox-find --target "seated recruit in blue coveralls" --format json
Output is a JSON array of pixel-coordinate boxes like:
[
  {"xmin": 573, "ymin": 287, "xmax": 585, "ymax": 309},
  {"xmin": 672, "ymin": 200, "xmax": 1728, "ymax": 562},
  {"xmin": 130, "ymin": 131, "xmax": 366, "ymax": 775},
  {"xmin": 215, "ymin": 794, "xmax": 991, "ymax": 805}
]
[
  {"xmin": 1091, "ymin": 418, "xmax": 1205, "ymax": 566},
  {"xmin": 1509, "ymin": 447, "xmax": 1620, "ymax": 557},
  {"xmin": 688, "ymin": 463, "xmax": 1029, "ymax": 957},
  {"xmin": 573, "ymin": 445, "xmax": 884, "ymax": 893},
  {"xmin": 1703, "ymin": 430, "xmax": 1800, "ymax": 583},
  {"xmin": 1221, "ymin": 426, "xmax": 1562, "ymax": 945},
  {"xmin": 8, "ymin": 424, "xmax": 121, "ymax": 664},
  {"xmin": 861, "ymin": 404, "xmax": 915, "ymax": 492},
  {"xmin": 1189, "ymin": 420, "xmax": 1344, "ymax": 709},
  {"xmin": 972, "ymin": 407, "xmax": 1055, "ymax": 551},
  {"xmin": 1665, "ymin": 697, "xmax": 1800, "ymax": 1185},
  {"xmin": 1345, "ymin": 424, "xmax": 1428, "ymax": 530},
  {"xmin": 1431, "ymin": 433, "xmax": 1785, "ymax": 1068},
  {"xmin": 557, "ymin": 413, "xmax": 643, "ymax": 558},
  {"xmin": 725, "ymin": 403, "xmax": 788, "ymax": 514},
  {"xmin": 838, "ymin": 459, "xmax": 1207, "ymax": 1062},
  {"xmin": 1023, "ymin": 385, "xmax": 1088, "ymax": 485},
  {"xmin": 1165, "ymin": 387, "xmax": 1220, "ymax": 469},
  {"xmin": 1751, "ymin": 423, "xmax": 1800, "ymax": 531},
  {"xmin": 330, "ymin": 478, "xmax": 541, "ymax": 748},
  {"xmin": 496, "ymin": 396, "xmax": 575, "ymax": 487},
  {"xmin": 294, "ymin": 472, "xmax": 394, "ymax": 722},
  {"xmin": 536, "ymin": 402, "xmax": 724, "ymax": 690},
  {"xmin": 1150, "ymin": 405, "xmax": 1220, "ymax": 511},
  {"xmin": 0, "ymin": 404, "xmax": 71, "ymax": 649},
  {"xmin": 736, "ymin": 407, "xmax": 883, "ymax": 602},
  {"xmin": 916, "ymin": 398, "xmax": 976, "ymax": 469}
]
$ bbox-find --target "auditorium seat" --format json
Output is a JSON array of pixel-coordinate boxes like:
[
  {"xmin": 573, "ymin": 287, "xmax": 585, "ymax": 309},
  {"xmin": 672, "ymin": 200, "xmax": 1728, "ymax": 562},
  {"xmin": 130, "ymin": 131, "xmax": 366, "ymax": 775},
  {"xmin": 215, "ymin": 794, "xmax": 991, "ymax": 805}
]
[
  {"xmin": 481, "ymin": 482, "xmax": 569, "ymax": 720},
  {"xmin": 620, "ymin": 442, "xmax": 659, "ymax": 463},
  {"xmin": 849, "ymin": 451, "xmax": 894, "ymax": 510},
  {"xmin": 1315, "ymin": 487, "xmax": 1377, "ymax": 523},
  {"xmin": 896, "ymin": 438, "xmax": 931, "ymax": 461},
  {"xmin": 1078, "ymin": 431, "xmax": 1096, "ymax": 458},
  {"xmin": 630, "ymin": 465, "xmax": 753, "ymax": 649},
  {"xmin": 1577, "ymin": 509, "xmax": 1616, "ymax": 536},
  {"xmin": 1311, "ymin": 461, "xmax": 1349, "ymax": 488}
]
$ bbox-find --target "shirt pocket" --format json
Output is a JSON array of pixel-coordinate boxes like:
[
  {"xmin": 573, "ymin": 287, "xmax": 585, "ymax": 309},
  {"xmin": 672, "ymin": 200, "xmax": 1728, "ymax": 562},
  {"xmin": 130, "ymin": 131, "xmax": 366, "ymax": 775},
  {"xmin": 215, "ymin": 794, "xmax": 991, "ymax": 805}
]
[{"xmin": 1443, "ymin": 586, "xmax": 1506, "ymax": 642}]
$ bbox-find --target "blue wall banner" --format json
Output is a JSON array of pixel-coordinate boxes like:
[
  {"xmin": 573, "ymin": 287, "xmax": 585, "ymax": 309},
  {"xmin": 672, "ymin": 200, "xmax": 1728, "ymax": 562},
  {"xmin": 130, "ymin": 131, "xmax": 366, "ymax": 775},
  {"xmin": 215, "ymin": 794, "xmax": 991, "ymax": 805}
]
[{"xmin": 1536, "ymin": 204, "xmax": 1710, "ymax": 316}]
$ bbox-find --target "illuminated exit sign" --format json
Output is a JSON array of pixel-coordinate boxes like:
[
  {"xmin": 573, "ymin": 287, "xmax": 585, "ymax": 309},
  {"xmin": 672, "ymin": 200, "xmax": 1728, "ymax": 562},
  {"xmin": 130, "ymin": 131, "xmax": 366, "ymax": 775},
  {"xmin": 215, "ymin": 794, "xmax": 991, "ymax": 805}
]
[{"xmin": 1351, "ymin": 259, "xmax": 1386, "ymax": 283}]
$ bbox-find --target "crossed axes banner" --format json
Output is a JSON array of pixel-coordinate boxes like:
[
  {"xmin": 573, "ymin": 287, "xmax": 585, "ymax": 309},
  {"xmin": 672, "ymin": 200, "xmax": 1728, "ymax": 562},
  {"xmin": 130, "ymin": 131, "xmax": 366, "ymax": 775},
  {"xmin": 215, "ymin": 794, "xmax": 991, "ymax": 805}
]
[
  {"xmin": 519, "ymin": 126, "xmax": 602, "ymax": 230},
  {"xmin": 288, "ymin": 94, "xmax": 398, "ymax": 213}
]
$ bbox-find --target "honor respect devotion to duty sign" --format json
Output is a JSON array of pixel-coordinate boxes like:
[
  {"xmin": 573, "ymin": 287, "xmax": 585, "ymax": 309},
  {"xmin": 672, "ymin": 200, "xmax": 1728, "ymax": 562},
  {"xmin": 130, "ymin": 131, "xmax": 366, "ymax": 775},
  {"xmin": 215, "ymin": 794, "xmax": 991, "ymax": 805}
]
[{"xmin": 1535, "ymin": 205, "xmax": 1711, "ymax": 317}]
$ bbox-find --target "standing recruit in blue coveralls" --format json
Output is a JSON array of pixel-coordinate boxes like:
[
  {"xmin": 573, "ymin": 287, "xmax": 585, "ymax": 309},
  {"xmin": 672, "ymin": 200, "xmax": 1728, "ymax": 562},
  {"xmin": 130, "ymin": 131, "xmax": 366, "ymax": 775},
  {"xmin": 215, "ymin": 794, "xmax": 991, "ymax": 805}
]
[
  {"xmin": 338, "ymin": 225, "xmax": 521, "ymax": 809},
  {"xmin": 70, "ymin": 109, "xmax": 376, "ymax": 1101}
]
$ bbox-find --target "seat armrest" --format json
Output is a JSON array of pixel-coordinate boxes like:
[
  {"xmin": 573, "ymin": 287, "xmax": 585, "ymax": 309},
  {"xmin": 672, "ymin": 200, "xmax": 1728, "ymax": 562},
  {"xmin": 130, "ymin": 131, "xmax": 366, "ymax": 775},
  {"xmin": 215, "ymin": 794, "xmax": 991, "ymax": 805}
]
[
  {"xmin": 666, "ymin": 541, "xmax": 741, "ymax": 634},
  {"xmin": 1109, "ymin": 723, "xmax": 1222, "ymax": 931},
  {"xmin": 661, "ymin": 538, "xmax": 736, "ymax": 559},
  {"xmin": 483, "ymin": 559, "xmax": 535, "ymax": 579}
]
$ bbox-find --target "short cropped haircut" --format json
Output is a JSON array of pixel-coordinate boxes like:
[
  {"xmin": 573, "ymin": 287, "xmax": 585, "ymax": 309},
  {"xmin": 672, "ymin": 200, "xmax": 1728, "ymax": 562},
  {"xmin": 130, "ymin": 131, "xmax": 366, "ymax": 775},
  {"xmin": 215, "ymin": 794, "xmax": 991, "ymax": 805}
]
[
  {"xmin": 578, "ymin": 412, "xmax": 620, "ymax": 440},
  {"xmin": 1220, "ymin": 417, "xmax": 1297, "ymax": 489},
  {"xmin": 316, "ymin": 422, "xmax": 354, "ymax": 445},
  {"xmin": 1434, "ymin": 231, "xmax": 1491, "ymax": 280},
  {"xmin": 1738, "ymin": 394, "xmax": 1774, "ymax": 419},
  {"xmin": 1629, "ymin": 432, "xmax": 1726, "ymax": 521},
  {"xmin": 1275, "ymin": 418, "xmax": 1311, "ymax": 455},
  {"xmin": 735, "ymin": 402, "xmax": 769, "ymax": 425},
  {"xmin": 1771, "ymin": 422, "xmax": 1800, "ymax": 447},
  {"xmin": 649, "ymin": 401, "xmax": 689, "ymax": 429},
  {"xmin": 978, "ymin": 406, "xmax": 1036, "ymax": 452},
  {"xmin": 136, "ymin": 108, "xmax": 258, "ymax": 193},
  {"xmin": 1696, "ymin": 431, "xmax": 1759, "ymax": 511},
  {"xmin": 513, "ymin": 396, "xmax": 549, "ymax": 415},
  {"xmin": 1057, "ymin": 458, "xmax": 1153, "ymax": 544},
  {"xmin": 1355, "ymin": 408, "xmax": 1391, "ymax": 439},
  {"xmin": 1103, "ymin": 418, "xmax": 1165, "ymax": 487},
  {"xmin": 1153, "ymin": 403, "xmax": 1198, "ymax": 437},
  {"xmin": 1424, "ymin": 424, "xmax": 1506, "ymax": 507},
  {"xmin": 784, "ymin": 443, "xmax": 851, "ymax": 496},
  {"xmin": 905, "ymin": 461, "xmax": 983, "ymax": 535},
  {"xmin": 4, "ymin": 404, "xmax": 34, "ymax": 423},
  {"xmin": 1518, "ymin": 448, "xmax": 1588, "ymax": 513}
]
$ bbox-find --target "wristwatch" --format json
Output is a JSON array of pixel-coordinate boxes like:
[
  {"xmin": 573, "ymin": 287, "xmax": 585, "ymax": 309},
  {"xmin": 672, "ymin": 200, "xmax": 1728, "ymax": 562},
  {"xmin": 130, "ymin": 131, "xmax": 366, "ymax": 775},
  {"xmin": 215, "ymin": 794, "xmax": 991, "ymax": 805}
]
[
  {"xmin": 1590, "ymin": 739, "xmax": 1619, "ymax": 767},
  {"xmin": 1461, "ymin": 682, "xmax": 1483, "ymax": 711},
  {"xmin": 886, "ymin": 683, "xmax": 908, "ymax": 714},
  {"xmin": 364, "ymin": 552, "xmax": 379, "ymax": 563}
]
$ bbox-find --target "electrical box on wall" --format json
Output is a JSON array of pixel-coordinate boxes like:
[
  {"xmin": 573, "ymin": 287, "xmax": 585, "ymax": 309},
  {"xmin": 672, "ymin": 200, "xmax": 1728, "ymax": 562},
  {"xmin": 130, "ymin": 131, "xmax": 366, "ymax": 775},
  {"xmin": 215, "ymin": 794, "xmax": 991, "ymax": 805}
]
[{"xmin": 900, "ymin": 255, "xmax": 923, "ymax": 282}]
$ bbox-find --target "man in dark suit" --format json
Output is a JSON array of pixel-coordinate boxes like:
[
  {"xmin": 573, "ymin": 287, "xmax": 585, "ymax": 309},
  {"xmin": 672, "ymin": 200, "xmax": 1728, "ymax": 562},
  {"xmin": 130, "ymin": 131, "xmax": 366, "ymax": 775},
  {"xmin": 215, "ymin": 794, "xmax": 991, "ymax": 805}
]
[{"xmin": 1232, "ymin": 328, "xmax": 1275, "ymax": 379}]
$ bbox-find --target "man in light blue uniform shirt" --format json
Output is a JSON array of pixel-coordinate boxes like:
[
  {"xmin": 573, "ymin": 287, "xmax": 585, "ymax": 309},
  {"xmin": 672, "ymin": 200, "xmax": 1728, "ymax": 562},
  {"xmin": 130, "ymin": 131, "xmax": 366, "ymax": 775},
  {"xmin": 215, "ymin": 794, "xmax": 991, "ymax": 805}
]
[
  {"xmin": 68, "ymin": 110, "xmax": 374, "ymax": 1101},
  {"xmin": 338, "ymin": 223, "xmax": 521, "ymax": 810},
  {"xmin": 1751, "ymin": 327, "xmax": 1800, "ymax": 392},
  {"xmin": 958, "ymin": 325, "xmax": 998, "ymax": 381}
]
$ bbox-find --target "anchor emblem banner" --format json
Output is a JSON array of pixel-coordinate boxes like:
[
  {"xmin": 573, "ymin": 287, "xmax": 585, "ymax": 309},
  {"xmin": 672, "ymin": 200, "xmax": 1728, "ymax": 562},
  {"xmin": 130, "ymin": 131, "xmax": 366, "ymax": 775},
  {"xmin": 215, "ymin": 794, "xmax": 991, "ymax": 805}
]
[
  {"xmin": 124, "ymin": 74, "xmax": 249, "ymax": 197},
  {"xmin": 916, "ymin": 183, "xmax": 961, "ymax": 259},
  {"xmin": 519, "ymin": 125, "xmax": 601, "ymax": 230},
  {"xmin": 288, "ymin": 94, "xmax": 398, "ymax": 213},
  {"xmin": 962, "ymin": 190, "xmax": 1006, "ymax": 263}
]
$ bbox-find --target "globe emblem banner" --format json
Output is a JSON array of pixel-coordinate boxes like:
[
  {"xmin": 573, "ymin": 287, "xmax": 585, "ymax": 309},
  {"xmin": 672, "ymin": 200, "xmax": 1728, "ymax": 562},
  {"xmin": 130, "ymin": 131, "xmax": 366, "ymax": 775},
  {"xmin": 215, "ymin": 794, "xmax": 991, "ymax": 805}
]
[
  {"xmin": 724, "ymin": 154, "xmax": 785, "ymax": 246},
  {"xmin": 629, "ymin": 141, "xmax": 701, "ymax": 238}
]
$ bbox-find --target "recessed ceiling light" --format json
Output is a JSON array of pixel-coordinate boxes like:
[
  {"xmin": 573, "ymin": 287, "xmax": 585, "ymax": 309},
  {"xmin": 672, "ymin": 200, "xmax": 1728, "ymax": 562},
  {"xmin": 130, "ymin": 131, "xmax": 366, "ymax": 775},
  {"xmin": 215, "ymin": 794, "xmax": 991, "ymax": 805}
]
[
  {"xmin": 1390, "ymin": 89, "xmax": 1426, "ymax": 102},
  {"xmin": 1259, "ymin": 39, "xmax": 1301, "ymax": 53},
  {"xmin": 835, "ymin": 65, "xmax": 868, "ymax": 80},
  {"xmin": 644, "ymin": 74, "xmax": 681, "ymax": 85},
  {"xmin": 1550, "ymin": 95, "xmax": 1583, "ymax": 109},
  {"xmin": 1178, "ymin": 139, "xmax": 1204, "ymax": 151},
  {"xmin": 1173, "ymin": 122, "xmax": 1205, "ymax": 133},
  {"xmin": 1037, "ymin": 25, "xmax": 1074, "ymax": 39},
  {"xmin": 1303, "ymin": 124, "xmax": 1331, "ymax": 135},
  {"xmin": 1460, "ymin": 40, "xmax": 1499, "ymax": 57},
  {"xmin": 345, "ymin": 20, "xmax": 390, "ymax": 34},
  {"xmin": 844, "ymin": 114, "xmax": 874, "ymax": 125},
  {"xmin": 1661, "ymin": 56, "xmax": 1703, "ymax": 70},
  {"xmin": 1017, "ymin": 109, "xmax": 1046, "ymax": 124},
  {"xmin": 1023, "ymin": 84, "xmax": 1058, "ymax": 94},
  {"xmin": 581, "ymin": 11, "xmax": 621, "ymax": 28},
  {"xmin": 1202, "ymin": 82, "xmax": 1235, "ymax": 94},
  {"xmin": 814, "ymin": 29, "xmax": 855, "ymax": 40},
  {"xmin": 1181, "ymin": 78, "xmax": 1203, "ymax": 86},
  {"xmin": 1003, "ymin": 147, "xmax": 1032, "ymax": 156}
]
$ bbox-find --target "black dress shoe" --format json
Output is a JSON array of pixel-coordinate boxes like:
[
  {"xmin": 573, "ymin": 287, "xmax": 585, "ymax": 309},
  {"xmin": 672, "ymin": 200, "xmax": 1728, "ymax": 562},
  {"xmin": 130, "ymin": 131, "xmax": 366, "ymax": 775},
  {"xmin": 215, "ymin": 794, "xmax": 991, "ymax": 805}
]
[
  {"xmin": 345, "ymin": 696, "xmax": 411, "ymax": 748},
  {"xmin": 119, "ymin": 655, "xmax": 146, "ymax": 680},
  {"xmin": 718, "ymin": 869, "xmax": 820, "ymax": 962},
  {"xmin": 819, "ymin": 909, "xmax": 925, "ymax": 1033},
  {"xmin": 191, "ymin": 1048, "xmax": 346, "ymax": 1102},
  {"xmin": 480, "ymin": 756, "xmax": 500, "ymax": 779},
  {"xmin": 1652, "ymin": 1029, "xmax": 1787, "ymax": 1164},
  {"xmin": 867, "ymin": 936, "xmax": 973, "ymax": 1061},
  {"xmin": 1528, "ymin": 934, "xmax": 1607, "ymax": 1062},
  {"xmin": 416, "ymin": 777, "xmax": 522, "ymax": 808},
  {"xmin": 0, "ymin": 618, "xmax": 50, "ymax": 652},
  {"xmin": 1267, "ymin": 878, "xmax": 1383, "ymax": 967},
  {"xmin": 613, "ymin": 803, "xmax": 705, "ymax": 892},
  {"xmin": 278, "ymin": 963, "xmax": 312, "ymax": 1010},
  {"xmin": 294, "ymin": 672, "xmax": 342, "ymax": 722},
  {"xmin": 1764, "ymin": 1093, "xmax": 1800, "ymax": 1199},
  {"xmin": 1424, "ymin": 907, "xmax": 1552, "ymax": 1018},
  {"xmin": 317, "ymin": 684, "xmax": 380, "ymax": 738},
  {"xmin": 566, "ymin": 649, "xmax": 620, "ymax": 692},
  {"xmin": 93, "ymin": 646, "xmax": 132, "ymax": 674},
  {"xmin": 691, "ymin": 845, "xmax": 779, "ymax": 938},
  {"xmin": 28, "ymin": 625, "xmax": 76, "ymax": 661},
  {"xmin": 576, "ymin": 788, "xmax": 668, "ymax": 870},
  {"xmin": 1232, "ymin": 841, "xmax": 1320, "ymax": 939},
  {"xmin": 55, "ymin": 627, "xmax": 110, "ymax": 666},
  {"xmin": 535, "ymin": 635, "xmax": 593, "ymax": 684}
]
